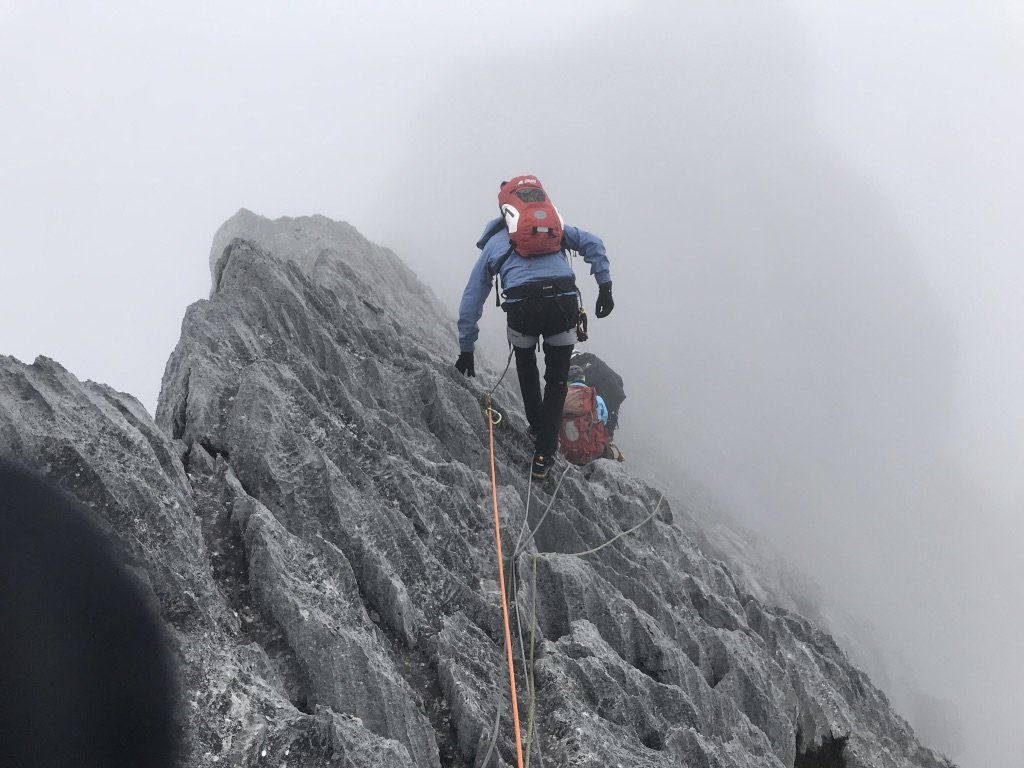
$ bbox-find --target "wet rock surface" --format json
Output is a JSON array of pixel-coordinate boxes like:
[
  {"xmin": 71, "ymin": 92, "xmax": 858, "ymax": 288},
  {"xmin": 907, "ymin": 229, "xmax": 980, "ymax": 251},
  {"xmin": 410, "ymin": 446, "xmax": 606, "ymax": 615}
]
[{"xmin": 0, "ymin": 211, "xmax": 954, "ymax": 767}]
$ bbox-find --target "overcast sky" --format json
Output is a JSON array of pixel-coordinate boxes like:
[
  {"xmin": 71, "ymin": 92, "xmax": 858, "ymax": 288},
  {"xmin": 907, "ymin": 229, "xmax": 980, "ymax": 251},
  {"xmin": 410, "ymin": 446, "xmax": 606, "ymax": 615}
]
[{"xmin": 1, "ymin": 3, "xmax": 1021, "ymax": 766}]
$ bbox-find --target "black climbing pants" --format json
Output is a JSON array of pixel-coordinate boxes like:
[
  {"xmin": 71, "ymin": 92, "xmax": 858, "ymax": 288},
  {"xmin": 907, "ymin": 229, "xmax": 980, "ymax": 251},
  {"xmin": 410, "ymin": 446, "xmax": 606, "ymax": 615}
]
[
  {"xmin": 502, "ymin": 284, "xmax": 579, "ymax": 458},
  {"xmin": 514, "ymin": 342, "xmax": 573, "ymax": 457}
]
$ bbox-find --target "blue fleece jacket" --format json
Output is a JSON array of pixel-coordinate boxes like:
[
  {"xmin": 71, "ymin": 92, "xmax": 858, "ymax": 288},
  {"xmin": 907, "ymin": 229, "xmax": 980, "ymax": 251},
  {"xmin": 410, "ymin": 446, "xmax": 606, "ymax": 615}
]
[{"xmin": 457, "ymin": 217, "xmax": 611, "ymax": 352}]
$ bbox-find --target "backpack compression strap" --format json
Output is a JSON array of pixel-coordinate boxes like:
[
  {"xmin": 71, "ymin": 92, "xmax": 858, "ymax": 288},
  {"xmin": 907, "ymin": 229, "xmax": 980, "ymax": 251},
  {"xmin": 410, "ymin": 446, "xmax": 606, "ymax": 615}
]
[
  {"xmin": 489, "ymin": 236, "xmax": 572, "ymax": 307},
  {"xmin": 491, "ymin": 245, "xmax": 515, "ymax": 307}
]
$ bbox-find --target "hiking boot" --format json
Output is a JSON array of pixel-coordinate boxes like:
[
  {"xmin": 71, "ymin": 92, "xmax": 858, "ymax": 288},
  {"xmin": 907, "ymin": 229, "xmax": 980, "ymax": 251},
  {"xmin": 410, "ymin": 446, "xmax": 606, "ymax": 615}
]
[{"xmin": 531, "ymin": 452, "xmax": 555, "ymax": 479}]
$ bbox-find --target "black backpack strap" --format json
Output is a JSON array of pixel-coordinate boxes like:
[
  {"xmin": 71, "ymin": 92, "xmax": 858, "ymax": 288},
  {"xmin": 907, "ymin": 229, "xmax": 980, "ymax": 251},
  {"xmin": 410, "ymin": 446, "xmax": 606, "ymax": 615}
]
[
  {"xmin": 480, "ymin": 217, "xmax": 507, "ymax": 247},
  {"xmin": 478, "ymin": 218, "xmax": 513, "ymax": 307},
  {"xmin": 491, "ymin": 245, "xmax": 515, "ymax": 307}
]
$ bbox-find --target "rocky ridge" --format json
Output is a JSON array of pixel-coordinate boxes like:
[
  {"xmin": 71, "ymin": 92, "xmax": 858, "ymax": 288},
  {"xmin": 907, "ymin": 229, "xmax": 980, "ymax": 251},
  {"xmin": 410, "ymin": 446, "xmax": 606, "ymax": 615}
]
[{"xmin": 0, "ymin": 211, "xmax": 954, "ymax": 768}]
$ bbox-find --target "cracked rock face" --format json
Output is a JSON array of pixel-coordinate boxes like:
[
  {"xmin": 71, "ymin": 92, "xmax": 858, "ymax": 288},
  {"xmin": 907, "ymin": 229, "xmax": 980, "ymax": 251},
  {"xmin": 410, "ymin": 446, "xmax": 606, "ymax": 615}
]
[{"xmin": 0, "ymin": 211, "xmax": 954, "ymax": 768}]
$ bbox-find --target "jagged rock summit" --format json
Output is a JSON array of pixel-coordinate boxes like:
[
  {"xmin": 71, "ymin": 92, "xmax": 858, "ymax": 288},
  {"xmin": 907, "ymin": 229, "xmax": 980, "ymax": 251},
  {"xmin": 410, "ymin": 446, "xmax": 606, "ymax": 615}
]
[{"xmin": 0, "ymin": 212, "xmax": 954, "ymax": 768}]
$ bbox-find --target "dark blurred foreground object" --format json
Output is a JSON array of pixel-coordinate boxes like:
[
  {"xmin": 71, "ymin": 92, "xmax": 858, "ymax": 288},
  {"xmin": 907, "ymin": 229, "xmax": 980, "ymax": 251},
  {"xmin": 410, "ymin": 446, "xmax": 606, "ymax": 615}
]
[{"xmin": 0, "ymin": 462, "xmax": 177, "ymax": 768}]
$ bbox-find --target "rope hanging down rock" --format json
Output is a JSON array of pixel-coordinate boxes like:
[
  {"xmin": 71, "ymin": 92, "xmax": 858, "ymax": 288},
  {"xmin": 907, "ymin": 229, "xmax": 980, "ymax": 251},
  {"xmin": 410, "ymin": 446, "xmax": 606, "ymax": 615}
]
[
  {"xmin": 478, "ymin": 366, "xmax": 663, "ymax": 768},
  {"xmin": 518, "ymin": 494, "xmax": 665, "ymax": 766},
  {"xmin": 485, "ymin": 396, "xmax": 526, "ymax": 768}
]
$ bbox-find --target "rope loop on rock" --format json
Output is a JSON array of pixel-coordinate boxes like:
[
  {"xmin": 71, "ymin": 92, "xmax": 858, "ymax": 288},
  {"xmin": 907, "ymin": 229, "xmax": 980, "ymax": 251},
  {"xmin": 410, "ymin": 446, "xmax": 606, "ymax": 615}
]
[
  {"xmin": 520, "ymin": 493, "xmax": 665, "ymax": 766},
  {"xmin": 479, "ymin": 375, "xmax": 663, "ymax": 768}
]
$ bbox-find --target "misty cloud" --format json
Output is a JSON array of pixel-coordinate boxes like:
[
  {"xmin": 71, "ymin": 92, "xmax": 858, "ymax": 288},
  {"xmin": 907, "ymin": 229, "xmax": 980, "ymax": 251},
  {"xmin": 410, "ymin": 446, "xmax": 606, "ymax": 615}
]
[
  {"xmin": 2, "ymin": 1, "xmax": 1020, "ymax": 764},
  {"xmin": 367, "ymin": 3, "xmax": 1009, "ymax": 764}
]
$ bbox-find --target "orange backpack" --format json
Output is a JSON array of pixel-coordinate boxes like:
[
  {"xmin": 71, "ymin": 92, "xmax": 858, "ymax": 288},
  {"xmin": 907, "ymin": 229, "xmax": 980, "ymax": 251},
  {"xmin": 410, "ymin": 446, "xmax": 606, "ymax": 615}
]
[{"xmin": 559, "ymin": 385, "xmax": 610, "ymax": 466}]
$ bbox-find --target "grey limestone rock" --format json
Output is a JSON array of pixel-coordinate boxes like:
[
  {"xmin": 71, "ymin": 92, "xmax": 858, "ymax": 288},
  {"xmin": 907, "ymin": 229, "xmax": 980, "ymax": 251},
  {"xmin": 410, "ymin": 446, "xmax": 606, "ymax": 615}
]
[
  {"xmin": 0, "ymin": 355, "xmax": 414, "ymax": 767},
  {"xmin": 0, "ymin": 210, "xmax": 956, "ymax": 768}
]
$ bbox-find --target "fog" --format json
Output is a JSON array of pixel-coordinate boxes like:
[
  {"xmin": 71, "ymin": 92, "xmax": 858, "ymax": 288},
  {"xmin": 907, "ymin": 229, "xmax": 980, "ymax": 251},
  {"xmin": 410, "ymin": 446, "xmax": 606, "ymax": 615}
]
[{"xmin": 1, "ymin": 2, "xmax": 1021, "ymax": 766}]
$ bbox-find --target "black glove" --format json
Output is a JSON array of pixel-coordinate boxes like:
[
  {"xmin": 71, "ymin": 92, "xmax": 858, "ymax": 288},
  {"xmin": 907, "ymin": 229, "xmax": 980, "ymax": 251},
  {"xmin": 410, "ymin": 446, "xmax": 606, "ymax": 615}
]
[
  {"xmin": 595, "ymin": 281, "xmax": 614, "ymax": 318},
  {"xmin": 455, "ymin": 351, "xmax": 475, "ymax": 377}
]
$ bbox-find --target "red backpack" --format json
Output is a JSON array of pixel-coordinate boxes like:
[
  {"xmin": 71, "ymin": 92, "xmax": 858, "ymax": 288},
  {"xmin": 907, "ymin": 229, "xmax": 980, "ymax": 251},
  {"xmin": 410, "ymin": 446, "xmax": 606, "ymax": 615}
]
[
  {"xmin": 498, "ymin": 175, "xmax": 565, "ymax": 257},
  {"xmin": 559, "ymin": 385, "xmax": 610, "ymax": 466}
]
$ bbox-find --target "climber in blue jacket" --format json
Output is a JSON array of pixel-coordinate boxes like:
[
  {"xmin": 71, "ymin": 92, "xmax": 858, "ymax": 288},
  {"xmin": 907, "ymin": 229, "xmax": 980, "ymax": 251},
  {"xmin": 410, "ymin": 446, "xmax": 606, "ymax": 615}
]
[{"xmin": 454, "ymin": 176, "xmax": 613, "ymax": 479}]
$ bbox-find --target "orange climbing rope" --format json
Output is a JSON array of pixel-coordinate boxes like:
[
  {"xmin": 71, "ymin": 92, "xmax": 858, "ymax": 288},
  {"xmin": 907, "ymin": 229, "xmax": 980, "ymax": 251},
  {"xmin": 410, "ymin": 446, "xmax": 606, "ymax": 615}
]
[{"xmin": 485, "ymin": 397, "xmax": 525, "ymax": 768}]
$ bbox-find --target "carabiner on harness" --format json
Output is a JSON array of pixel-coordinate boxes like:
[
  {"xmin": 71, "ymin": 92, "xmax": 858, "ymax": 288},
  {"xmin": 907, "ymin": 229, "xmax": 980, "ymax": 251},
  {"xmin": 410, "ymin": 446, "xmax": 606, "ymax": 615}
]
[{"xmin": 576, "ymin": 307, "xmax": 589, "ymax": 342}]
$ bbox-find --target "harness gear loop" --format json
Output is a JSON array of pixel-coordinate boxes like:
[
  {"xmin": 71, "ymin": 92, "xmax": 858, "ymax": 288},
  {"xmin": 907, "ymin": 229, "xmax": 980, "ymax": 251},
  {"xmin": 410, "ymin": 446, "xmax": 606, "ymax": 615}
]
[{"xmin": 484, "ymin": 396, "xmax": 526, "ymax": 768}]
